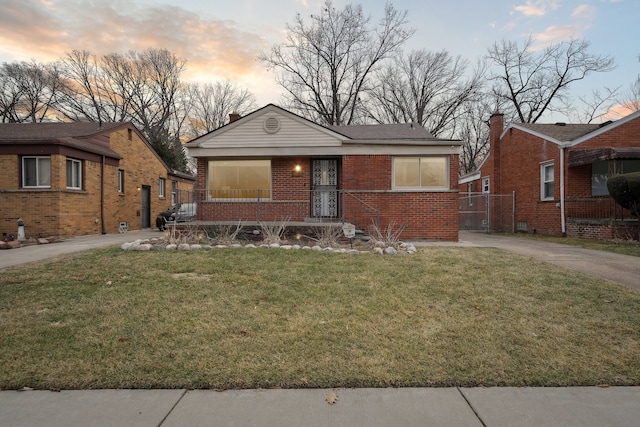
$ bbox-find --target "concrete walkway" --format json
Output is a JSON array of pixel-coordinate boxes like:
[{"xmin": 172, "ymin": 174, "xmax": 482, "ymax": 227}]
[
  {"xmin": 0, "ymin": 229, "xmax": 160, "ymax": 270},
  {"xmin": 1, "ymin": 386, "xmax": 639, "ymax": 427},
  {"xmin": 1, "ymin": 230, "xmax": 639, "ymax": 426},
  {"xmin": 454, "ymin": 230, "xmax": 640, "ymax": 291}
]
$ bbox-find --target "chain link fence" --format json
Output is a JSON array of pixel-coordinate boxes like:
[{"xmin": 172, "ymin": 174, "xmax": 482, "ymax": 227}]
[{"xmin": 459, "ymin": 192, "xmax": 515, "ymax": 233}]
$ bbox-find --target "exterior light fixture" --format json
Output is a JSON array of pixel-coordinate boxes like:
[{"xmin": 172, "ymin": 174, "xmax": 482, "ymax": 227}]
[
  {"xmin": 137, "ymin": 185, "xmax": 141, "ymax": 191},
  {"xmin": 292, "ymin": 164, "xmax": 303, "ymax": 177}
]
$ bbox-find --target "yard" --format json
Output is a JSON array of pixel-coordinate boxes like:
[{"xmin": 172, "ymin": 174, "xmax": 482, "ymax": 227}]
[{"xmin": 1, "ymin": 246, "xmax": 639, "ymax": 390}]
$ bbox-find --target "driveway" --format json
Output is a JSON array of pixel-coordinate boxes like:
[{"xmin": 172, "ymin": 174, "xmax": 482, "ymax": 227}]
[
  {"xmin": 0, "ymin": 230, "xmax": 160, "ymax": 270},
  {"xmin": 456, "ymin": 230, "xmax": 640, "ymax": 291}
]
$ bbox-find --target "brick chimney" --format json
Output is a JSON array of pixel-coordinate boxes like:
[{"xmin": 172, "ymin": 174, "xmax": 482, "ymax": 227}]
[
  {"xmin": 229, "ymin": 112, "xmax": 241, "ymax": 123},
  {"xmin": 489, "ymin": 112, "xmax": 504, "ymax": 194}
]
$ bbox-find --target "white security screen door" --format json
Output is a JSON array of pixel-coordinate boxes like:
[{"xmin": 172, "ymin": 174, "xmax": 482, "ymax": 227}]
[{"xmin": 312, "ymin": 159, "xmax": 338, "ymax": 218}]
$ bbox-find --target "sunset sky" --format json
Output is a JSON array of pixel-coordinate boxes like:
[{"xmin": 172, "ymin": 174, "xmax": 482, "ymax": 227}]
[{"xmin": 1, "ymin": 0, "xmax": 637, "ymax": 119}]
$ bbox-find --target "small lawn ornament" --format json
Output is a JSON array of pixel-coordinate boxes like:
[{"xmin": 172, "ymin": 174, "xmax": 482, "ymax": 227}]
[{"xmin": 342, "ymin": 223, "xmax": 356, "ymax": 248}]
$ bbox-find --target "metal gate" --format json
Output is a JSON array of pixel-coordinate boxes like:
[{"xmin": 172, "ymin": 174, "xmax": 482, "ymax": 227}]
[
  {"xmin": 312, "ymin": 159, "xmax": 338, "ymax": 218},
  {"xmin": 459, "ymin": 192, "xmax": 515, "ymax": 232}
]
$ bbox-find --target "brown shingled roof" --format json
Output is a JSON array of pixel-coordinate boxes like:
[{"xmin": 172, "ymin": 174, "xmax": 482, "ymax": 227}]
[
  {"xmin": 327, "ymin": 123, "xmax": 435, "ymax": 140},
  {"xmin": 0, "ymin": 122, "xmax": 126, "ymax": 159},
  {"xmin": 0, "ymin": 122, "xmax": 124, "ymax": 140},
  {"xmin": 517, "ymin": 122, "xmax": 604, "ymax": 142}
]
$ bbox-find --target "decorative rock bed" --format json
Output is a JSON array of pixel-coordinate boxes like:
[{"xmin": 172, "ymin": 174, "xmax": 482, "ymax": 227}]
[{"xmin": 120, "ymin": 237, "xmax": 417, "ymax": 255}]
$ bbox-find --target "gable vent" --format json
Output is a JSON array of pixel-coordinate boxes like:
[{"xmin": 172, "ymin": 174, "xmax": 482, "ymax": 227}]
[{"xmin": 263, "ymin": 117, "xmax": 281, "ymax": 134}]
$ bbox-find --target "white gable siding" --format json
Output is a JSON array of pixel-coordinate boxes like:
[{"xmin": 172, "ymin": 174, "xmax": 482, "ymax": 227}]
[{"xmin": 198, "ymin": 111, "xmax": 343, "ymax": 148}]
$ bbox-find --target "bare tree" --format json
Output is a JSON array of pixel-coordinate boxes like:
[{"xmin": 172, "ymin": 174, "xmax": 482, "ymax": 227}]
[
  {"xmin": 458, "ymin": 99, "xmax": 495, "ymax": 174},
  {"xmin": 618, "ymin": 80, "xmax": 640, "ymax": 113},
  {"xmin": 0, "ymin": 64, "xmax": 23, "ymax": 122},
  {"xmin": 260, "ymin": 0, "xmax": 413, "ymax": 125},
  {"xmin": 56, "ymin": 50, "xmax": 111, "ymax": 124},
  {"xmin": 0, "ymin": 61, "xmax": 61, "ymax": 123},
  {"xmin": 487, "ymin": 37, "xmax": 615, "ymax": 123},
  {"xmin": 98, "ymin": 49, "xmax": 189, "ymax": 171},
  {"xmin": 616, "ymin": 55, "xmax": 640, "ymax": 115},
  {"xmin": 568, "ymin": 87, "xmax": 619, "ymax": 123},
  {"xmin": 3, "ymin": 48, "xmax": 257, "ymax": 172},
  {"xmin": 367, "ymin": 49, "xmax": 485, "ymax": 137},
  {"xmin": 186, "ymin": 80, "xmax": 257, "ymax": 138}
]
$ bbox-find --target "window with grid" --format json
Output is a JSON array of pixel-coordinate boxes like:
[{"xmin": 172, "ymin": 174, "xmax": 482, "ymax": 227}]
[
  {"xmin": 66, "ymin": 158, "xmax": 82, "ymax": 189},
  {"xmin": 22, "ymin": 156, "xmax": 51, "ymax": 188},
  {"xmin": 541, "ymin": 161, "xmax": 554, "ymax": 200}
]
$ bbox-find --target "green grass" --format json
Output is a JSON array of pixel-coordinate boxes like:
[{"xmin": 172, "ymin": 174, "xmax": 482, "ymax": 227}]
[{"xmin": 1, "ymin": 247, "xmax": 639, "ymax": 390}]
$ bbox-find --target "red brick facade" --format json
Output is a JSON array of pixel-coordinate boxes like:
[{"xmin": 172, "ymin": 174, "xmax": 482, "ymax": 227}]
[
  {"xmin": 469, "ymin": 112, "xmax": 640, "ymax": 237},
  {"xmin": 196, "ymin": 154, "xmax": 459, "ymax": 241}
]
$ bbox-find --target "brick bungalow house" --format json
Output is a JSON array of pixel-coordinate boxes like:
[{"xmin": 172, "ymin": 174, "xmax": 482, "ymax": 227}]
[
  {"xmin": 459, "ymin": 110, "xmax": 640, "ymax": 239},
  {"xmin": 0, "ymin": 122, "xmax": 195, "ymax": 239},
  {"xmin": 184, "ymin": 104, "xmax": 462, "ymax": 241}
]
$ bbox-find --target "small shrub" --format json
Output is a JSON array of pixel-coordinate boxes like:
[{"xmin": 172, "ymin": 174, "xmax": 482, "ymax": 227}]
[
  {"xmin": 204, "ymin": 221, "xmax": 245, "ymax": 245},
  {"xmin": 368, "ymin": 221, "xmax": 406, "ymax": 249},
  {"xmin": 259, "ymin": 217, "xmax": 290, "ymax": 245},
  {"xmin": 608, "ymin": 172, "xmax": 640, "ymax": 218},
  {"xmin": 305, "ymin": 225, "xmax": 344, "ymax": 248},
  {"xmin": 166, "ymin": 222, "xmax": 208, "ymax": 245}
]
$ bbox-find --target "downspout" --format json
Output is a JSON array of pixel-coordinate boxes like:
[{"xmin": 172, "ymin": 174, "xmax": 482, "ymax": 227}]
[
  {"xmin": 560, "ymin": 147, "xmax": 566, "ymax": 236},
  {"xmin": 101, "ymin": 155, "xmax": 106, "ymax": 234}
]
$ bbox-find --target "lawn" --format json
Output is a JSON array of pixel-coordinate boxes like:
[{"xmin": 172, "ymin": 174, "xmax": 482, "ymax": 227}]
[{"xmin": 1, "ymin": 246, "xmax": 639, "ymax": 390}]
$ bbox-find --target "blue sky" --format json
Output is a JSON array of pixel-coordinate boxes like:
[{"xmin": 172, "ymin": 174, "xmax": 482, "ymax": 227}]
[{"xmin": 1, "ymin": 0, "xmax": 637, "ymax": 119}]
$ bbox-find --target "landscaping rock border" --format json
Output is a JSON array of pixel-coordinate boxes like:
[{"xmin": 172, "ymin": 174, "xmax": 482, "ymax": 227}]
[{"xmin": 120, "ymin": 237, "xmax": 417, "ymax": 255}]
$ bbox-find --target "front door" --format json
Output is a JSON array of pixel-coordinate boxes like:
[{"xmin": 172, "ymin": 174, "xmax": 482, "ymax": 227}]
[
  {"xmin": 312, "ymin": 159, "xmax": 338, "ymax": 218},
  {"xmin": 141, "ymin": 185, "xmax": 151, "ymax": 228}
]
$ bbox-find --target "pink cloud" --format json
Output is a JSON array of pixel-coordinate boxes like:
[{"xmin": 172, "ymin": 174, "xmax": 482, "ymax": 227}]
[
  {"xmin": 513, "ymin": 0, "xmax": 559, "ymax": 17},
  {"xmin": 572, "ymin": 4, "xmax": 596, "ymax": 20},
  {"xmin": 530, "ymin": 25, "xmax": 582, "ymax": 49},
  {"xmin": 0, "ymin": 0, "xmax": 270, "ymax": 81}
]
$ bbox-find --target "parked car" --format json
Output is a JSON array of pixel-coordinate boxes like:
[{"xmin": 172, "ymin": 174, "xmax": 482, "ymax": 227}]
[
  {"xmin": 174, "ymin": 202, "xmax": 197, "ymax": 222},
  {"xmin": 156, "ymin": 203, "xmax": 197, "ymax": 231}
]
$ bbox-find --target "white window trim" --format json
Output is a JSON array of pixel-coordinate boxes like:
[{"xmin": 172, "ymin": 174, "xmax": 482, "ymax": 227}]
[
  {"xmin": 159, "ymin": 178, "xmax": 166, "ymax": 198},
  {"xmin": 22, "ymin": 156, "xmax": 51, "ymax": 188},
  {"xmin": 171, "ymin": 180, "xmax": 177, "ymax": 205},
  {"xmin": 482, "ymin": 177, "xmax": 490, "ymax": 194},
  {"xmin": 540, "ymin": 161, "xmax": 555, "ymax": 201},
  {"xmin": 392, "ymin": 156, "xmax": 449, "ymax": 191},
  {"xmin": 66, "ymin": 158, "xmax": 82, "ymax": 190},
  {"xmin": 118, "ymin": 170, "xmax": 125, "ymax": 193}
]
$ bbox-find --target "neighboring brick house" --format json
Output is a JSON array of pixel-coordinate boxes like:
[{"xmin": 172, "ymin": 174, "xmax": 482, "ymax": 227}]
[
  {"xmin": 460, "ymin": 110, "xmax": 640, "ymax": 239},
  {"xmin": 185, "ymin": 104, "xmax": 462, "ymax": 240},
  {"xmin": 0, "ymin": 122, "xmax": 195, "ymax": 239}
]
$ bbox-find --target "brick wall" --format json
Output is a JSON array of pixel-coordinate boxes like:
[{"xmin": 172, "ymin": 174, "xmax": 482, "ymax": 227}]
[
  {"xmin": 341, "ymin": 154, "xmax": 459, "ymax": 240},
  {"xmin": 195, "ymin": 154, "xmax": 459, "ymax": 241},
  {"xmin": 567, "ymin": 220, "xmax": 639, "ymax": 240},
  {"xmin": 0, "ymin": 126, "xmax": 194, "ymax": 238},
  {"xmin": 477, "ymin": 114, "xmax": 640, "ymax": 237}
]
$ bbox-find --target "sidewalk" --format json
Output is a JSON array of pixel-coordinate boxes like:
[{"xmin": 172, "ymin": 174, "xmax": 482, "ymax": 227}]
[
  {"xmin": 1, "ymin": 230, "xmax": 639, "ymax": 426},
  {"xmin": 1, "ymin": 386, "xmax": 639, "ymax": 427}
]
